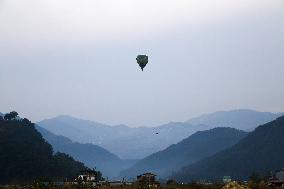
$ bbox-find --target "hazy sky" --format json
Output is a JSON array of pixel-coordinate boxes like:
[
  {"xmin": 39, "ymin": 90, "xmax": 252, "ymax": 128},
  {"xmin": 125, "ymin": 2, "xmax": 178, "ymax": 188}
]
[{"xmin": 0, "ymin": 0, "xmax": 283, "ymax": 127}]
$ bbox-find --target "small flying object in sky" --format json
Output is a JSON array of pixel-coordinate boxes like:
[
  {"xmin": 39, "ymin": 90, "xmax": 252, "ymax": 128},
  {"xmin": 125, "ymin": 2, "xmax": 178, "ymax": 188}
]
[
  {"xmin": 136, "ymin": 55, "xmax": 148, "ymax": 71},
  {"xmin": 155, "ymin": 132, "xmax": 159, "ymax": 135}
]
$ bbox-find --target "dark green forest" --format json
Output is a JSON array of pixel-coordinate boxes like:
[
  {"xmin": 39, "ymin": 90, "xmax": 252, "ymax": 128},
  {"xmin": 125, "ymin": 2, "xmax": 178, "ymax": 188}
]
[
  {"xmin": 172, "ymin": 115, "xmax": 284, "ymax": 182},
  {"xmin": 0, "ymin": 112, "xmax": 89, "ymax": 184}
]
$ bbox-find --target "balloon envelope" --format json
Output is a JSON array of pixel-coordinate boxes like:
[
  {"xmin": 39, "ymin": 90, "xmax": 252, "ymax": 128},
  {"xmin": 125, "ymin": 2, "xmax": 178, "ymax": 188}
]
[{"xmin": 136, "ymin": 55, "xmax": 148, "ymax": 71}]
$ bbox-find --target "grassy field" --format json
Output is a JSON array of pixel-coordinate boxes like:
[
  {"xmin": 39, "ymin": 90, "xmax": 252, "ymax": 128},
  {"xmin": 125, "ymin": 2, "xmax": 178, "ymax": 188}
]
[
  {"xmin": 0, "ymin": 180, "xmax": 276, "ymax": 189},
  {"xmin": 0, "ymin": 182, "xmax": 233, "ymax": 189}
]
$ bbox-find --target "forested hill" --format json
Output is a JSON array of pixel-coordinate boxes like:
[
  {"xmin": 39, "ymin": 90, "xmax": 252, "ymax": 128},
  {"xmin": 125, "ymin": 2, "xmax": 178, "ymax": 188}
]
[
  {"xmin": 36, "ymin": 126, "xmax": 137, "ymax": 178},
  {"xmin": 0, "ymin": 112, "xmax": 88, "ymax": 184},
  {"xmin": 172, "ymin": 115, "xmax": 284, "ymax": 182},
  {"xmin": 120, "ymin": 127, "xmax": 247, "ymax": 178}
]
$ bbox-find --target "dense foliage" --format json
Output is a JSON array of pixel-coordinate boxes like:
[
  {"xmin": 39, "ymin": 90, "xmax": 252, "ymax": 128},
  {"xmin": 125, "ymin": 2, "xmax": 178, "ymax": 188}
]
[
  {"xmin": 0, "ymin": 112, "xmax": 88, "ymax": 184},
  {"xmin": 172, "ymin": 116, "xmax": 284, "ymax": 182}
]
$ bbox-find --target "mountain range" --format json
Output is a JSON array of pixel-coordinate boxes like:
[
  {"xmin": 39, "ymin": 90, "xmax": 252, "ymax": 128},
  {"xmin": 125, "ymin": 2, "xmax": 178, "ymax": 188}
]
[
  {"xmin": 1, "ymin": 109, "xmax": 283, "ymax": 182},
  {"xmin": 187, "ymin": 109, "xmax": 281, "ymax": 131},
  {"xmin": 38, "ymin": 109, "xmax": 281, "ymax": 159},
  {"xmin": 38, "ymin": 116, "xmax": 209, "ymax": 159},
  {"xmin": 36, "ymin": 126, "xmax": 137, "ymax": 178},
  {"xmin": 172, "ymin": 115, "xmax": 284, "ymax": 182},
  {"xmin": 120, "ymin": 127, "xmax": 247, "ymax": 179}
]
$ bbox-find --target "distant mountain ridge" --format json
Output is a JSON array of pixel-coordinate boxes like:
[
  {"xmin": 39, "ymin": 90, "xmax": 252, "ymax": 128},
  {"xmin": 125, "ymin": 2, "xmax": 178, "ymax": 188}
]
[
  {"xmin": 38, "ymin": 116, "xmax": 209, "ymax": 159},
  {"xmin": 173, "ymin": 115, "xmax": 284, "ymax": 182},
  {"xmin": 38, "ymin": 110, "xmax": 282, "ymax": 159},
  {"xmin": 187, "ymin": 109, "xmax": 281, "ymax": 131},
  {"xmin": 120, "ymin": 127, "xmax": 247, "ymax": 179},
  {"xmin": 36, "ymin": 126, "xmax": 136, "ymax": 178}
]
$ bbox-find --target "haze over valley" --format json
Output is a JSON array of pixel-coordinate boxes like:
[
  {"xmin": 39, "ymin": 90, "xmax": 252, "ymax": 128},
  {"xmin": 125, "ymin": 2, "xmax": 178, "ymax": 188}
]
[{"xmin": 34, "ymin": 109, "xmax": 282, "ymax": 178}]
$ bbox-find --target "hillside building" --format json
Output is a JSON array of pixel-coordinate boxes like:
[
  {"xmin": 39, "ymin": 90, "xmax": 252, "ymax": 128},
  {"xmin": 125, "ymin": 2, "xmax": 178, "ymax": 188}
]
[
  {"xmin": 222, "ymin": 176, "xmax": 232, "ymax": 183},
  {"xmin": 269, "ymin": 168, "xmax": 284, "ymax": 187},
  {"xmin": 75, "ymin": 170, "xmax": 97, "ymax": 186},
  {"xmin": 137, "ymin": 173, "xmax": 160, "ymax": 188}
]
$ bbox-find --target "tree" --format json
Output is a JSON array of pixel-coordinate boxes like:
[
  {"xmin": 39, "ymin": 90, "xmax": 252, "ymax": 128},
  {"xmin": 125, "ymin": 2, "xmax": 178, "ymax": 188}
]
[
  {"xmin": 4, "ymin": 111, "xmax": 18, "ymax": 121},
  {"xmin": 10, "ymin": 111, "xmax": 18, "ymax": 119},
  {"xmin": 249, "ymin": 172, "xmax": 262, "ymax": 184},
  {"xmin": 95, "ymin": 170, "xmax": 104, "ymax": 182},
  {"xmin": 22, "ymin": 118, "xmax": 32, "ymax": 126},
  {"xmin": 166, "ymin": 179, "xmax": 177, "ymax": 185},
  {"xmin": 258, "ymin": 180, "xmax": 269, "ymax": 189}
]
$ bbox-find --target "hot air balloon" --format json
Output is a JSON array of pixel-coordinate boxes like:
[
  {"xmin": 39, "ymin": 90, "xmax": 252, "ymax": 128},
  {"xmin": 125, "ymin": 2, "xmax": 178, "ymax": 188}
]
[{"xmin": 136, "ymin": 55, "xmax": 148, "ymax": 71}]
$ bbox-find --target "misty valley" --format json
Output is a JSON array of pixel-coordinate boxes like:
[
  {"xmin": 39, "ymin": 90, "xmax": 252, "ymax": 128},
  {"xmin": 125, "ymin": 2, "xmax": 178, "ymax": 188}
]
[{"xmin": 1, "ymin": 110, "xmax": 284, "ymax": 189}]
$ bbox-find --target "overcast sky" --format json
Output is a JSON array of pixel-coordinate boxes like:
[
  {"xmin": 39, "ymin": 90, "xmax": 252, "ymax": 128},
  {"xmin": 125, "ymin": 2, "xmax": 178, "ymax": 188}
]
[{"xmin": 0, "ymin": 0, "xmax": 283, "ymax": 127}]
